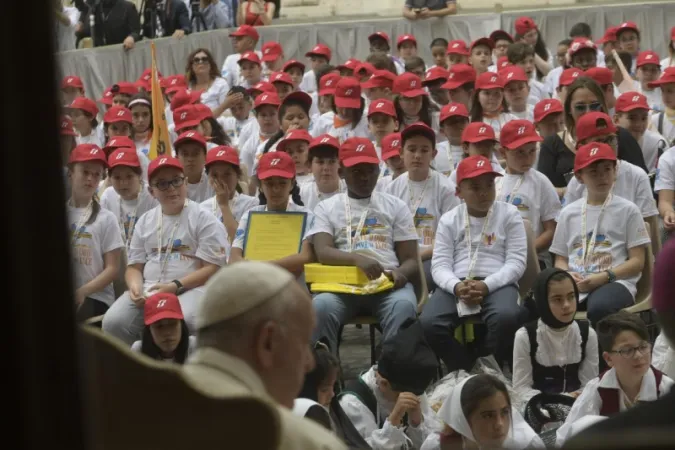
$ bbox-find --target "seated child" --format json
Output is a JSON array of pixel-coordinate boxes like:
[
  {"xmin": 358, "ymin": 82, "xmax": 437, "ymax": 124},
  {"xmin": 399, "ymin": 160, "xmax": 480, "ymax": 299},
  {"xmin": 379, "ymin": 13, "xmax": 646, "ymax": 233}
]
[
  {"xmin": 131, "ymin": 292, "xmax": 196, "ymax": 364},
  {"xmin": 374, "ymin": 132, "xmax": 406, "ymax": 192},
  {"xmin": 448, "ymin": 122, "xmax": 504, "ymax": 186},
  {"xmin": 339, "ymin": 319, "xmax": 439, "ymax": 449},
  {"xmin": 299, "ymin": 134, "xmax": 345, "ymax": 210},
  {"xmin": 469, "ymin": 38, "xmax": 493, "ymax": 76},
  {"xmin": 420, "ymin": 155, "xmax": 528, "ymax": 373},
  {"xmin": 441, "ymin": 63, "xmax": 476, "ymax": 109},
  {"xmin": 276, "ymin": 129, "xmax": 314, "ymax": 186},
  {"xmin": 469, "ymin": 72, "xmax": 518, "ymax": 137},
  {"xmin": 174, "ymin": 131, "xmax": 215, "ymax": 203},
  {"xmin": 648, "ymin": 67, "xmax": 675, "ymax": 147},
  {"xmin": 433, "ymin": 103, "xmax": 470, "ymax": 176},
  {"xmin": 69, "ymin": 97, "xmax": 103, "ymax": 147},
  {"xmin": 501, "ymin": 66, "xmax": 535, "ymax": 121},
  {"xmin": 533, "ymin": 98, "xmax": 564, "ymax": 139},
  {"xmin": 393, "ymin": 73, "xmax": 440, "ymax": 133},
  {"xmin": 367, "ymin": 98, "xmax": 399, "ymax": 162},
  {"xmin": 636, "ymin": 50, "xmax": 664, "ymax": 111},
  {"xmin": 655, "ymin": 146, "xmax": 675, "ymax": 234},
  {"xmin": 446, "ymin": 40, "xmax": 470, "ymax": 68},
  {"xmin": 362, "ymin": 70, "xmax": 396, "ymax": 103},
  {"xmin": 423, "ymin": 67, "xmax": 451, "ymax": 108},
  {"xmin": 506, "ymin": 42, "xmax": 546, "ymax": 106},
  {"xmin": 315, "ymin": 77, "xmax": 370, "ymax": 143},
  {"xmin": 551, "ymin": 143, "xmax": 651, "ymax": 326},
  {"xmin": 556, "ymin": 311, "xmax": 673, "ymax": 446},
  {"xmin": 238, "ymin": 92, "xmax": 281, "ymax": 177},
  {"xmin": 653, "ymin": 332, "xmax": 675, "ymax": 379},
  {"xmin": 513, "ymin": 268, "xmax": 599, "ymax": 401}
]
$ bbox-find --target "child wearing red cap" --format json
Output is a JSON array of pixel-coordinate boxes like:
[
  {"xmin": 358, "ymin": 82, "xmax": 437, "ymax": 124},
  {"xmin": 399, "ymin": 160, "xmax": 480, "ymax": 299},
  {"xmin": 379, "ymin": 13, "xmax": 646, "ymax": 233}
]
[
  {"xmin": 309, "ymin": 137, "xmax": 420, "ymax": 355},
  {"xmin": 103, "ymin": 106, "xmax": 134, "ymax": 144},
  {"xmin": 423, "ymin": 67, "xmax": 450, "ymax": 108},
  {"xmin": 229, "ymin": 151, "xmax": 314, "ymax": 274},
  {"xmin": 551, "ymin": 142, "xmax": 651, "ymax": 325},
  {"xmin": 237, "ymin": 51, "xmax": 263, "ymax": 88},
  {"xmin": 368, "ymin": 32, "xmax": 406, "ymax": 75},
  {"xmin": 505, "ymin": 43, "xmax": 547, "ymax": 107},
  {"xmin": 420, "ymin": 154, "xmax": 528, "ymax": 373},
  {"xmin": 488, "ymin": 31, "xmax": 514, "ymax": 71},
  {"xmin": 534, "ymin": 98, "xmax": 564, "ymax": 138},
  {"xmin": 470, "ymin": 72, "xmax": 518, "ymax": 137},
  {"xmin": 648, "ymin": 68, "xmax": 675, "ymax": 146},
  {"xmin": 314, "ymin": 77, "xmax": 369, "ymax": 144},
  {"xmin": 367, "ymin": 99, "xmax": 399, "ymax": 161},
  {"xmin": 262, "ymin": 42, "xmax": 285, "ymax": 77},
  {"xmin": 102, "ymin": 156, "xmax": 228, "ymax": 344},
  {"xmin": 69, "ymin": 97, "xmax": 103, "ymax": 148},
  {"xmin": 430, "ymin": 38, "xmax": 449, "ymax": 70},
  {"xmin": 128, "ymin": 93, "xmax": 154, "ymax": 157},
  {"xmin": 174, "ymin": 131, "xmax": 215, "ymax": 203},
  {"xmin": 434, "ymin": 103, "xmax": 470, "ymax": 176},
  {"xmin": 635, "ymin": 51, "xmax": 664, "ymax": 111},
  {"xmin": 498, "ymin": 120, "xmax": 560, "ymax": 265},
  {"xmin": 218, "ymin": 87, "xmax": 255, "ymax": 145},
  {"xmin": 501, "ymin": 66, "xmax": 535, "ymax": 122},
  {"xmin": 375, "ymin": 132, "xmax": 406, "ymax": 192},
  {"xmin": 469, "ymin": 38, "xmax": 494, "ymax": 75},
  {"xmin": 299, "ymin": 135, "xmax": 346, "ymax": 210},
  {"xmin": 276, "ymin": 129, "xmax": 314, "ymax": 185},
  {"xmin": 393, "ymin": 73, "xmax": 439, "ymax": 134},
  {"xmin": 110, "ymin": 82, "xmax": 137, "ymax": 108},
  {"xmin": 311, "ymin": 69, "xmax": 340, "ymax": 119},
  {"xmin": 239, "ymin": 92, "xmax": 281, "ymax": 177},
  {"xmin": 385, "ymin": 123, "xmax": 460, "ymax": 289},
  {"xmin": 397, "ymin": 34, "xmax": 419, "ymax": 64},
  {"xmin": 301, "ymin": 44, "xmax": 333, "ymax": 94},
  {"xmin": 362, "ymin": 70, "xmax": 396, "ymax": 103},
  {"xmin": 442, "ymin": 64, "xmax": 477, "ymax": 109},
  {"xmin": 61, "ymin": 76, "xmax": 85, "ymax": 107},
  {"xmin": 616, "ymin": 22, "xmax": 641, "ymax": 73},
  {"xmin": 446, "ymin": 40, "xmax": 470, "ymax": 68},
  {"xmin": 514, "ymin": 16, "xmax": 553, "ymax": 79},
  {"xmin": 67, "ymin": 145, "xmax": 124, "ymax": 322},
  {"xmin": 221, "ymin": 27, "xmax": 262, "ymax": 88},
  {"xmin": 655, "ymin": 145, "xmax": 675, "ymax": 234},
  {"xmin": 449, "ymin": 122, "xmax": 504, "ymax": 186},
  {"xmin": 131, "ymin": 292, "xmax": 196, "ymax": 363}
]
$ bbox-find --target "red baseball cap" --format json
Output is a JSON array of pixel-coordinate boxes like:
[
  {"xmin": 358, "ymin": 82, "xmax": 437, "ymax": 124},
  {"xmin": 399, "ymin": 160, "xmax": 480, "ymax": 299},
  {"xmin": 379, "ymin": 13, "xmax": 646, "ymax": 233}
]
[
  {"xmin": 238, "ymin": 51, "xmax": 261, "ymax": 66},
  {"xmin": 442, "ymin": 64, "xmax": 477, "ymax": 90},
  {"xmin": 173, "ymin": 105, "xmax": 202, "ymax": 131},
  {"xmin": 558, "ymin": 67, "xmax": 583, "ymax": 87},
  {"xmin": 309, "ymin": 134, "xmax": 340, "ymax": 154},
  {"xmin": 195, "ymin": 103, "xmax": 213, "ymax": 121},
  {"xmin": 470, "ymin": 37, "xmax": 494, "ymax": 52},
  {"xmin": 99, "ymin": 86, "xmax": 114, "ymax": 106},
  {"xmin": 282, "ymin": 91, "xmax": 313, "ymax": 110},
  {"xmin": 103, "ymin": 136, "xmax": 136, "ymax": 154},
  {"xmin": 69, "ymin": 97, "xmax": 99, "ymax": 117},
  {"xmin": 162, "ymin": 75, "xmax": 188, "ymax": 94},
  {"xmin": 361, "ymin": 70, "xmax": 396, "ymax": 90},
  {"xmin": 319, "ymin": 72, "xmax": 341, "ymax": 96},
  {"xmin": 144, "ymin": 293, "xmax": 184, "ymax": 325},
  {"xmin": 489, "ymin": 30, "xmax": 514, "ymax": 43},
  {"xmin": 456, "ymin": 155, "xmax": 503, "ymax": 185},
  {"xmin": 637, "ymin": 50, "xmax": 661, "ymax": 68},
  {"xmin": 112, "ymin": 81, "xmax": 138, "ymax": 96},
  {"xmin": 230, "ymin": 24, "xmax": 259, "ymax": 40},
  {"xmin": 381, "ymin": 133, "xmax": 402, "ymax": 160},
  {"xmin": 615, "ymin": 91, "xmax": 650, "ymax": 112},
  {"xmin": 367, "ymin": 98, "xmax": 397, "ymax": 118},
  {"xmin": 447, "ymin": 40, "xmax": 470, "ymax": 56},
  {"xmin": 440, "ymin": 102, "xmax": 469, "ymax": 123},
  {"xmin": 108, "ymin": 148, "xmax": 141, "ymax": 169},
  {"xmin": 282, "ymin": 59, "xmax": 306, "ymax": 73},
  {"xmin": 461, "ymin": 122, "xmax": 497, "ymax": 143},
  {"xmin": 254, "ymin": 91, "xmax": 281, "ymax": 109},
  {"xmin": 574, "ymin": 142, "xmax": 617, "ymax": 172},
  {"xmin": 340, "ymin": 137, "xmax": 380, "ymax": 167},
  {"xmin": 500, "ymin": 65, "xmax": 529, "ymax": 85},
  {"xmin": 475, "ymin": 72, "xmax": 504, "ymax": 90},
  {"xmin": 175, "ymin": 130, "xmax": 208, "ymax": 149},
  {"xmin": 206, "ymin": 146, "xmax": 240, "ymax": 167},
  {"xmin": 277, "ymin": 129, "xmax": 312, "ymax": 153},
  {"xmin": 393, "ymin": 72, "xmax": 426, "ymax": 97},
  {"xmin": 596, "ymin": 26, "xmax": 618, "ymax": 45},
  {"xmin": 648, "ymin": 67, "xmax": 675, "ymax": 88},
  {"xmin": 249, "ymin": 81, "xmax": 276, "ymax": 96},
  {"xmin": 61, "ymin": 75, "xmax": 84, "ymax": 89},
  {"xmin": 568, "ymin": 38, "xmax": 597, "ymax": 58},
  {"xmin": 533, "ymin": 99, "xmax": 563, "ymax": 123},
  {"xmin": 306, "ymin": 44, "xmax": 332, "ymax": 60},
  {"xmin": 401, "ymin": 122, "xmax": 435, "ymax": 144},
  {"xmin": 496, "ymin": 56, "xmax": 511, "ymax": 71},
  {"xmin": 261, "ymin": 41, "xmax": 283, "ymax": 62},
  {"xmin": 423, "ymin": 67, "xmax": 449, "ymax": 85},
  {"xmin": 584, "ymin": 67, "xmax": 613, "ymax": 86},
  {"xmin": 60, "ymin": 116, "xmax": 77, "ymax": 136},
  {"xmin": 514, "ymin": 16, "xmax": 537, "ymax": 36},
  {"xmin": 148, "ymin": 156, "xmax": 184, "ymax": 180},
  {"xmin": 616, "ymin": 21, "xmax": 639, "ymax": 36},
  {"xmin": 104, "ymin": 106, "xmax": 132, "ymax": 124},
  {"xmin": 136, "ymin": 68, "xmax": 157, "ymax": 91},
  {"xmin": 69, "ymin": 144, "xmax": 108, "ymax": 167},
  {"xmin": 354, "ymin": 62, "xmax": 376, "ymax": 77},
  {"xmin": 368, "ymin": 32, "xmax": 390, "ymax": 44},
  {"xmin": 337, "ymin": 58, "xmax": 360, "ymax": 72},
  {"xmin": 575, "ymin": 112, "xmax": 617, "ymax": 145},
  {"xmin": 334, "ymin": 77, "xmax": 362, "ymax": 109},
  {"xmin": 270, "ymin": 71, "xmax": 294, "ymax": 86},
  {"xmin": 500, "ymin": 120, "xmax": 543, "ymax": 150},
  {"xmin": 258, "ymin": 151, "xmax": 296, "ymax": 179},
  {"xmin": 397, "ymin": 34, "xmax": 417, "ymax": 48},
  {"xmin": 170, "ymin": 89, "xmax": 201, "ymax": 110}
]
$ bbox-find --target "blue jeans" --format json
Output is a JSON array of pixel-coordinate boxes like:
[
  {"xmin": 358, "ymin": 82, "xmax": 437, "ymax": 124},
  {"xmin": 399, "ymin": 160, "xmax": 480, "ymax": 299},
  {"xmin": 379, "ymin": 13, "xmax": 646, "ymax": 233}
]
[{"xmin": 312, "ymin": 283, "xmax": 418, "ymax": 355}]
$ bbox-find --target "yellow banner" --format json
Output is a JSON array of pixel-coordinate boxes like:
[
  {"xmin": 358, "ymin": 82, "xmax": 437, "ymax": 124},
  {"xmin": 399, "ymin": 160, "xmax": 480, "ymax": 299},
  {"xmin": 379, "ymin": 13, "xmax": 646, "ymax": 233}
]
[
  {"xmin": 148, "ymin": 42, "xmax": 172, "ymax": 160},
  {"xmin": 243, "ymin": 212, "xmax": 307, "ymax": 261}
]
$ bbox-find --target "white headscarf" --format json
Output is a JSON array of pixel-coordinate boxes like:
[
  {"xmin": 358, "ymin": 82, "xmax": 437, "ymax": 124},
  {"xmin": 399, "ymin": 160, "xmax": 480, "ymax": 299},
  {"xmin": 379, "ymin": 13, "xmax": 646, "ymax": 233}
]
[{"xmin": 436, "ymin": 375, "xmax": 544, "ymax": 449}]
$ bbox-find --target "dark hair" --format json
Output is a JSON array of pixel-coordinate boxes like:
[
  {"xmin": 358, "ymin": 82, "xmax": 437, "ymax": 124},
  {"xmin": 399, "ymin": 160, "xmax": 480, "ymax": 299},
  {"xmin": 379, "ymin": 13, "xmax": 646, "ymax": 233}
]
[
  {"xmin": 394, "ymin": 94, "xmax": 432, "ymax": 127},
  {"xmin": 366, "ymin": 51, "xmax": 398, "ymax": 75},
  {"xmin": 140, "ymin": 320, "xmax": 191, "ymax": 364},
  {"xmin": 404, "ymin": 56, "xmax": 426, "ymax": 72},
  {"xmin": 228, "ymin": 85, "xmax": 252, "ymax": 102},
  {"xmin": 514, "ymin": 32, "xmax": 550, "ymax": 79},
  {"xmin": 298, "ymin": 346, "xmax": 341, "ymax": 400},
  {"xmin": 82, "ymin": 111, "xmax": 98, "ymax": 130},
  {"xmin": 596, "ymin": 311, "xmax": 649, "ymax": 353},
  {"xmin": 569, "ymin": 22, "xmax": 592, "ymax": 39},
  {"xmin": 204, "ymin": 117, "xmax": 231, "ymax": 146},
  {"xmin": 262, "ymin": 98, "xmax": 312, "ymax": 155},
  {"xmin": 315, "ymin": 64, "xmax": 337, "ymax": 87},
  {"xmin": 205, "ymin": 161, "xmax": 244, "ymax": 194},
  {"xmin": 563, "ymin": 77, "xmax": 608, "ymax": 134},
  {"xmin": 616, "ymin": 27, "xmax": 640, "ymax": 41},
  {"xmin": 128, "ymin": 92, "xmax": 153, "ymax": 140},
  {"xmin": 330, "ymin": 97, "xmax": 365, "ymax": 130},
  {"xmin": 431, "ymin": 38, "xmax": 449, "ymax": 49},
  {"xmin": 507, "ymin": 42, "xmax": 535, "ymax": 64},
  {"xmin": 258, "ymin": 178, "xmax": 304, "ymax": 206},
  {"xmin": 308, "ymin": 145, "xmax": 339, "ymax": 163},
  {"xmin": 470, "ymin": 88, "xmax": 509, "ymax": 122},
  {"xmin": 559, "ymin": 38, "xmax": 573, "ymax": 47},
  {"xmin": 606, "ymin": 51, "xmax": 634, "ymax": 73},
  {"xmin": 461, "ymin": 374, "xmax": 511, "ymax": 420},
  {"xmin": 185, "ymin": 48, "xmax": 220, "ymax": 84}
]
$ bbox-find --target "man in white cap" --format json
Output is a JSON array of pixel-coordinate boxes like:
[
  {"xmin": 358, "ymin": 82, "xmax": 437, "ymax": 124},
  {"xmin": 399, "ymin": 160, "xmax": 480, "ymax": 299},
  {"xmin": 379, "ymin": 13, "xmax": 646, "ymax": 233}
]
[{"xmin": 182, "ymin": 261, "xmax": 346, "ymax": 450}]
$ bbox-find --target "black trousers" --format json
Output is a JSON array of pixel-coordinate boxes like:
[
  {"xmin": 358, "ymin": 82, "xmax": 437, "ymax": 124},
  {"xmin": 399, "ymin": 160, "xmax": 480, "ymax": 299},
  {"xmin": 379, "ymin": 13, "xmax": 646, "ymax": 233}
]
[{"xmin": 76, "ymin": 297, "xmax": 109, "ymax": 326}]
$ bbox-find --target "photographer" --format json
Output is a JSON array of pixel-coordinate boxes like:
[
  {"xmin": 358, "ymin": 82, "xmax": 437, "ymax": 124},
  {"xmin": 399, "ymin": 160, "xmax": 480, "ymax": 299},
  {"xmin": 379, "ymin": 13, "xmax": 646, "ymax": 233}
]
[
  {"xmin": 141, "ymin": 0, "xmax": 191, "ymax": 40},
  {"xmin": 198, "ymin": 0, "xmax": 232, "ymax": 31},
  {"xmin": 78, "ymin": 0, "xmax": 141, "ymax": 49}
]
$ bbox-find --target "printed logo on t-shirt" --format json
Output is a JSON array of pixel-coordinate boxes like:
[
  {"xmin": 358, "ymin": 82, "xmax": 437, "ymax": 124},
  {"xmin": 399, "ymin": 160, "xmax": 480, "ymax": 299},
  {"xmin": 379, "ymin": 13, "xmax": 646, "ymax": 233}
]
[
  {"xmin": 570, "ymin": 232, "xmax": 613, "ymax": 273},
  {"xmin": 153, "ymin": 239, "xmax": 191, "ymax": 261},
  {"xmin": 505, "ymin": 194, "xmax": 530, "ymax": 211},
  {"xmin": 413, "ymin": 207, "xmax": 436, "ymax": 246},
  {"xmin": 345, "ymin": 216, "xmax": 388, "ymax": 250},
  {"xmin": 482, "ymin": 232, "xmax": 497, "ymax": 246},
  {"xmin": 71, "ymin": 224, "xmax": 93, "ymax": 265}
]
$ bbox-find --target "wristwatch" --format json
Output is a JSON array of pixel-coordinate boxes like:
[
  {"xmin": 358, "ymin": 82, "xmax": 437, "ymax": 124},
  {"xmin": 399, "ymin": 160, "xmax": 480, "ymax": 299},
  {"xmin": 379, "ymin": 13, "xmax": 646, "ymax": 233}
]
[
  {"xmin": 605, "ymin": 270, "xmax": 617, "ymax": 283},
  {"xmin": 172, "ymin": 279, "xmax": 186, "ymax": 295}
]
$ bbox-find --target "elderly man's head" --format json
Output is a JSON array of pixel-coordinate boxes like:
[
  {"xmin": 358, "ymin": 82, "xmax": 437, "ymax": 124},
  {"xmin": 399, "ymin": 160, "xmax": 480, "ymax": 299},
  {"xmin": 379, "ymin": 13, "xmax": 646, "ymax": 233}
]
[
  {"xmin": 195, "ymin": 262, "xmax": 316, "ymax": 409},
  {"xmin": 654, "ymin": 239, "xmax": 675, "ymax": 345}
]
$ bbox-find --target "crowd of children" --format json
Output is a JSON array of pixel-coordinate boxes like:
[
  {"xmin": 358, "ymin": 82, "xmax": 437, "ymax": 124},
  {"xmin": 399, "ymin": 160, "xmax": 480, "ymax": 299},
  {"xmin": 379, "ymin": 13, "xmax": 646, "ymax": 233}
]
[{"xmin": 61, "ymin": 18, "xmax": 675, "ymax": 449}]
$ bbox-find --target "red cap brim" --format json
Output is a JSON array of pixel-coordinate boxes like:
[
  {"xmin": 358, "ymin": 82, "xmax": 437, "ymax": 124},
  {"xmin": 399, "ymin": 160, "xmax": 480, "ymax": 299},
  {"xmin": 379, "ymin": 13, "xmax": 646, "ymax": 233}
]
[
  {"xmin": 175, "ymin": 119, "xmax": 203, "ymax": 132},
  {"xmin": 441, "ymin": 80, "xmax": 467, "ymax": 90},
  {"xmin": 399, "ymin": 89, "xmax": 428, "ymax": 98},
  {"xmin": 145, "ymin": 310, "xmax": 184, "ymax": 325},
  {"xmin": 503, "ymin": 135, "xmax": 543, "ymax": 150},
  {"xmin": 341, "ymin": 156, "xmax": 380, "ymax": 167},
  {"xmin": 334, "ymin": 96, "xmax": 362, "ymax": 109},
  {"xmin": 258, "ymin": 168, "xmax": 296, "ymax": 179}
]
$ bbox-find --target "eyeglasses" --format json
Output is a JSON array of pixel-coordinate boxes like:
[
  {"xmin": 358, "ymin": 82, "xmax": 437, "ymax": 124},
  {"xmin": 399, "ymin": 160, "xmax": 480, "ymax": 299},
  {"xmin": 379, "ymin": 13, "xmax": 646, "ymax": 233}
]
[
  {"xmin": 153, "ymin": 176, "xmax": 186, "ymax": 191},
  {"xmin": 193, "ymin": 56, "xmax": 209, "ymax": 65},
  {"xmin": 610, "ymin": 342, "xmax": 651, "ymax": 359},
  {"xmin": 573, "ymin": 102, "xmax": 603, "ymax": 114}
]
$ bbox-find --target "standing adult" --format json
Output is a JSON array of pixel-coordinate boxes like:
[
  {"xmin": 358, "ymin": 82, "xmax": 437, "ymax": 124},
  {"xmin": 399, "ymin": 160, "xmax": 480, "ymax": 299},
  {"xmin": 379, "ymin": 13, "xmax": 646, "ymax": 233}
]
[
  {"xmin": 402, "ymin": 0, "xmax": 457, "ymax": 20},
  {"xmin": 54, "ymin": 0, "xmax": 80, "ymax": 52},
  {"xmin": 141, "ymin": 0, "xmax": 191, "ymax": 39},
  {"xmin": 78, "ymin": 0, "xmax": 141, "ymax": 49}
]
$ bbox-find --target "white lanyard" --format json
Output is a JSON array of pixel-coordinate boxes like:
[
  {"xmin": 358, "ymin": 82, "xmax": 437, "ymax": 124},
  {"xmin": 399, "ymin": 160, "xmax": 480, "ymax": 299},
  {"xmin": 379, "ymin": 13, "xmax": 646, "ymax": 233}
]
[
  {"xmin": 495, "ymin": 174, "xmax": 524, "ymax": 204},
  {"xmin": 344, "ymin": 195, "xmax": 371, "ymax": 252},
  {"xmin": 408, "ymin": 174, "xmax": 431, "ymax": 217},
  {"xmin": 70, "ymin": 201, "xmax": 93, "ymax": 246},
  {"xmin": 119, "ymin": 190, "xmax": 144, "ymax": 251},
  {"xmin": 446, "ymin": 147, "xmax": 456, "ymax": 173},
  {"xmin": 464, "ymin": 204, "xmax": 494, "ymax": 279},
  {"xmin": 580, "ymin": 193, "xmax": 612, "ymax": 270},
  {"xmin": 157, "ymin": 200, "xmax": 188, "ymax": 282}
]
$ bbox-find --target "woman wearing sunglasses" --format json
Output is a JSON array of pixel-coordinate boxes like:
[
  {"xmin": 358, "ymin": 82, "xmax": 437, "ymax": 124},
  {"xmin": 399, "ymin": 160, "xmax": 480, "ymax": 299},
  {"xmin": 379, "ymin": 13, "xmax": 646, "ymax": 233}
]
[
  {"xmin": 537, "ymin": 77, "xmax": 647, "ymax": 197},
  {"xmin": 186, "ymin": 48, "xmax": 231, "ymax": 112}
]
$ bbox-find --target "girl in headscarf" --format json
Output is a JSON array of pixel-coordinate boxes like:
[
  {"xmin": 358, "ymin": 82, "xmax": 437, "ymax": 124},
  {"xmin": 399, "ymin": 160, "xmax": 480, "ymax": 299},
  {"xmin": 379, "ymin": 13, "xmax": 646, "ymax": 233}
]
[{"xmin": 512, "ymin": 268, "xmax": 599, "ymax": 401}]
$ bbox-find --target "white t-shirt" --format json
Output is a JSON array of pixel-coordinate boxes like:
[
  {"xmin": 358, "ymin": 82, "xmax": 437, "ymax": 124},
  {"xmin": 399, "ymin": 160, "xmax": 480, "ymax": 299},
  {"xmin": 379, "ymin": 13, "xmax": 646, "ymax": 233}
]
[
  {"xmin": 239, "ymin": 132, "xmax": 268, "ymax": 177},
  {"xmin": 449, "ymin": 157, "xmax": 504, "ymax": 185},
  {"xmin": 639, "ymin": 129, "xmax": 669, "ymax": 173},
  {"xmin": 299, "ymin": 179, "xmax": 346, "ymax": 211},
  {"xmin": 385, "ymin": 171, "xmax": 460, "ymax": 251},
  {"xmin": 655, "ymin": 146, "xmax": 675, "ymax": 192},
  {"xmin": 432, "ymin": 201, "xmax": 528, "ymax": 295},
  {"xmin": 128, "ymin": 201, "xmax": 229, "ymax": 288},
  {"xmin": 237, "ymin": 119, "xmax": 260, "ymax": 150},
  {"xmin": 544, "ymin": 65, "xmax": 563, "ymax": 98},
  {"xmin": 187, "ymin": 172, "xmax": 215, "ymax": 203},
  {"xmin": 69, "ymin": 205, "xmax": 125, "ymax": 306},
  {"xmin": 481, "ymin": 113, "xmax": 518, "ymax": 138},
  {"xmin": 300, "ymin": 70, "xmax": 317, "ymax": 94},
  {"xmin": 198, "ymin": 77, "xmax": 231, "ymax": 110},
  {"xmin": 308, "ymin": 192, "xmax": 419, "ymax": 270},
  {"xmin": 99, "ymin": 186, "xmax": 159, "ymax": 248},
  {"xmin": 375, "ymin": 174, "xmax": 393, "ymax": 192},
  {"xmin": 509, "ymin": 104, "xmax": 535, "ymax": 122},
  {"xmin": 200, "ymin": 192, "xmax": 260, "ymax": 224},
  {"xmin": 76, "ymin": 132, "xmax": 104, "ymax": 148},
  {"xmin": 433, "ymin": 142, "xmax": 464, "ymax": 176},
  {"xmin": 638, "ymin": 86, "xmax": 664, "ymax": 113},
  {"xmin": 313, "ymin": 112, "xmax": 371, "ymax": 144},
  {"xmin": 550, "ymin": 195, "xmax": 651, "ymax": 299},
  {"xmin": 563, "ymin": 161, "xmax": 658, "ymax": 218},
  {"xmin": 221, "ymin": 51, "xmax": 263, "ymax": 89},
  {"xmin": 220, "ymin": 115, "xmax": 255, "ymax": 144},
  {"xmin": 232, "ymin": 203, "xmax": 315, "ymax": 251},
  {"xmin": 660, "ymin": 56, "xmax": 675, "ymax": 69},
  {"xmin": 311, "ymin": 111, "xmax": 334, "ymax": 137},
  {"xmin": 650, "ymin": 110, "xmax": 675, "ymax": 146},
  {"xmin": 528, "ymin": 79, "xmax": 547, "ymax": 107}
]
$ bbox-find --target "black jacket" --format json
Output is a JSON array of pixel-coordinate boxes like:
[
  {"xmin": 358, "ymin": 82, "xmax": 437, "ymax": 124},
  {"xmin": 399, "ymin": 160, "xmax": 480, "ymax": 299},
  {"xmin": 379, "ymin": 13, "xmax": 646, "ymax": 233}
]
[
  {"xmin": 142, "ymin": 0, "xmax": 191, "ymax": 39},
  {"xmin": 79, "ymin": 0, "xmax": 141, "ymax": 47}
]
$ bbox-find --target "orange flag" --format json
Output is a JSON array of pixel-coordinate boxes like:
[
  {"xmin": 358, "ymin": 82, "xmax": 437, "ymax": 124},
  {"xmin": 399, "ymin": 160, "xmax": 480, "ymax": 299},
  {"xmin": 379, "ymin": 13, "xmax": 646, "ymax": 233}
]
[{"xmin": 148, "ymin": 42, "xmax": 172, "ymax": 160}]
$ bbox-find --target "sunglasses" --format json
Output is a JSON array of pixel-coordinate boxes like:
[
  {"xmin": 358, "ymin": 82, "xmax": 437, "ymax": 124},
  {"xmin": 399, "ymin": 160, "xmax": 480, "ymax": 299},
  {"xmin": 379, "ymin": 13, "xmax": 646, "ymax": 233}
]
[
  {"xmin": 153, "ymin": 176, "xmax": 186, "ymax": 191},
  {"xmin": 193, "ymin": 56, "xmax": 210, "ymax": 65},
  {"xmin": 573, "ymin": 102, "xmax": 603, "ymax": 114}
]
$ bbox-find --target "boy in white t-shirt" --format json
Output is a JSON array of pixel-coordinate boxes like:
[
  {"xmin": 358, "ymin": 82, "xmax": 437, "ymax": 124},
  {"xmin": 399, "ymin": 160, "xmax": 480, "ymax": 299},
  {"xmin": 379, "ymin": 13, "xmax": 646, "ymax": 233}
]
[
  {"xmin": 448, "ymin": 122, "xmax": 504, "ymax": 186},
  {"xmin": 102, "ymin": 157, "xmax": 229, "ymax": 344},
  {"xmin": 419, "ymin": 155, "xmax": 529, "ymax": 373},
  {"xmin": 308, "ymin": 137, "xmax": 420, "ymax": 354},
  {"xmin": 533, "ymin": 98, "xmax": 565, "ymax": 138},
  {"xmin": 375, "ymin": 132, "xmax": 406, "ymax": 192},
  {"xmin": 434, "ymin": 102, "xmax": 470, "ymax": 176},
  {"xmin": 174, "ymin": 131, "xmax": 215, "ymax": 203},
  {"xmin": 636, "ymin": 50, "xmax": 664, "ymax": 112},
  {"xmin": 299, "ymin": 134, "xmax": 345, "ymax": 211},
  {"xmin": 655, "ymin": 146, "xmax": 675, "ymax": 234},
  {"xmin": 551, "ymin": 143, "xmax": 651, "ymax": 326},
  {"xmin": 301, "ymin": 44, "xmax": 332, "ymax": 94},
  {"xmin": 501, "ymin": 66, "xmax": 535, "ymax": 122},
  {"xmin": 648, "ymin": 68, "xmax": 675, "ymax": 147},
  {"xmin": 367, "ymin": 98, "xmax": 399, "ymax": 161},
  {"xmin": 505, "ymin": 43, "xmax": 546, "ymax": 107},
  {"xmin": 239, "ymin": 92, "xmax": 282, "ymax": 177}
]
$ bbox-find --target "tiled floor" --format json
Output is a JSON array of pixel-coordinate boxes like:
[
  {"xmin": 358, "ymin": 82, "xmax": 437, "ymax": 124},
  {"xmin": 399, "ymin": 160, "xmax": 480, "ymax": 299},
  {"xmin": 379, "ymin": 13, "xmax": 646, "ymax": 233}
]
[{"xmin": 339, "ymin": 324, "xmax": 381, "ymax": 381}]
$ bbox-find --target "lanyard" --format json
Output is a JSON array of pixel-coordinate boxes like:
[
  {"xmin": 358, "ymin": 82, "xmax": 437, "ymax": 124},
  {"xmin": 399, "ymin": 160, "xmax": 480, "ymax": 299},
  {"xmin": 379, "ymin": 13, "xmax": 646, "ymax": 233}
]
[
  {"xmin": 70, "ymin": 201, "xmax": 93, "ymax": 246},
  {"xmin": 408, "ymin": 173, "xmax": 431, "ymax": 217},
  {"xmin": 345, "ymin": 195, "xmax": 370, "ymax": 252},
  {"xmin": 157, "ymin": 200, "xmax": 188, "ymax": 282},
  {"xmin": 119, "ymin": 190, "xmax": 144, "ymax": 251},
  {"xmin": 580, "ymin": 193, "xmax": 612, "ymax": 270},
  {"xmin": 464, "ymin": 204, "xmax": 494, "ymax": 279},
  {"xmin": 495, "ymin": 174, "xmax": 524, "ymax": 204}
]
